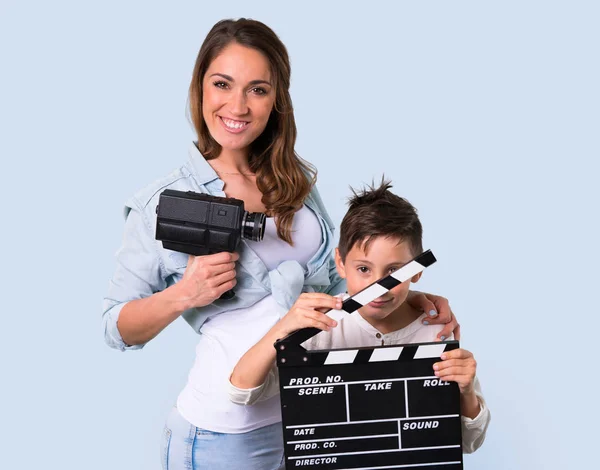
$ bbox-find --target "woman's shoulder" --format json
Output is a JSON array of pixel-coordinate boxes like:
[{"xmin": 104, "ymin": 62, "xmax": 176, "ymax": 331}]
[{"xmin": 304, "ymin": 182, "xmax": 335, "ymax": 231}]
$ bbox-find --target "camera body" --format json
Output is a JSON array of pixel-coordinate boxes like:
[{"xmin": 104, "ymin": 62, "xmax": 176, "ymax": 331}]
[{"xmin": 155, "ymin": 189, "xmax": 266, "ymax": 256}]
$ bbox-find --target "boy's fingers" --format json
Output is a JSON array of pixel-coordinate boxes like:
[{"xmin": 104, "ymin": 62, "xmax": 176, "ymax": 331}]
[
  {"xmin": 299, "ymin": 308, "xmax": 337, "ymax": 329},
  {"xmin": 313, "ymin": 310, "xmax": 337, "ymax": 328},
  {"xmin": 440, "ymin": 349, "xmax": 472, "ymax": 360},
  {"xmin": 434, "ymin": 365, "xmax": 471, "ymax": 378},
  {"xmin": 433, "ymin": 374, "xmax": 464, "ymax": 385},
  {"xmin": 303, "ymin": 311, "xmax": 336, "ymax": 330},
  {"xmin": 299, "ymin": 294, "xmax": 342, "ymax": 310},
  {"xmin": 433, "ymin": 359, "xmax": 474, "ymax": 372},
  {"xmin": 433, "ymin": 359, "xmax": 461, "ymax": 371}
]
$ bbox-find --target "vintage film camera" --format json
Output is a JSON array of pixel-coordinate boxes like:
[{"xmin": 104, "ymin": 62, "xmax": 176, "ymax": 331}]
[{"xmin": 155, "ymin": 189, "xmax": 266, "ymax": 298}]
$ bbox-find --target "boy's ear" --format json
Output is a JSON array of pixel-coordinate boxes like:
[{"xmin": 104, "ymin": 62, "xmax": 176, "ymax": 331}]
[
  {"xmin": 334, "ymin": 248, "xmax": 347, "ymax": 279},
  {"xmin": 410, "ymin": 272, "xmax": 422, "ymax": 283}
]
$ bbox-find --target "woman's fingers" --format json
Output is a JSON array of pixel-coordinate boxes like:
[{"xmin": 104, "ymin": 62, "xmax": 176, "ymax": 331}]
[
  {"xmin": 410, "ymin": 293, "xmax": 439, "ymax": 319},
  {"xmin": 433, "ymin": 314, "xmax": 459, "ymax": 341},
  {"xmin": 180, "ymin": 252, "xmax": 240, "ymax": 305},
  {"xmin": 212, "ymin": 268, "xmax": 237, "ymax": 287},
  {"xmin": 210, "ymin": 261, "xmax": 237, "ymax": 276}
]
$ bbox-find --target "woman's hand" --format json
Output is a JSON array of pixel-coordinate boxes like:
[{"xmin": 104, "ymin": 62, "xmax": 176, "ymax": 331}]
[
  {"xmin": 406, "ymin": 291, "xmax": 460, "ymax": 341},
  {"xmin": 274, "ymin": 293, "xmax": 342, "ymax": 339},
  {"xmin": 176, "ymin": 252, "xmax": 239, "ymax": 309}
]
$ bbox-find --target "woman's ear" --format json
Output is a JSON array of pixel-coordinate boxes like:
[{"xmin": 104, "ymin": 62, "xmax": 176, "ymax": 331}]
[
  {"xmin": 411, "ymin": 272, "xmax": 422, "ymax": 283},
  {"xmin": 335, "ymin": 248, "xmax": 347, "ymax": 279}
]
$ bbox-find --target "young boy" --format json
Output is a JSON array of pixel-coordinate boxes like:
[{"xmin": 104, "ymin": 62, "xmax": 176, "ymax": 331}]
[{"xmin": 229, "ymin": 180, "xmax": 490, "ymax": 453}]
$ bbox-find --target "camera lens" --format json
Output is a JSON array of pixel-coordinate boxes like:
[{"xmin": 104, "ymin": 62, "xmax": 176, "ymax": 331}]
[{"xmin": 242, "ymin": 211, "xmax": 266, "ymax": 241}]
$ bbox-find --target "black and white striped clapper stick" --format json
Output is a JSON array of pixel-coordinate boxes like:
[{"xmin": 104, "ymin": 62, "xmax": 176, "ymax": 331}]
[{"xmin": 278, "ymin": 249, "xmax": 437, "ymax": 348}]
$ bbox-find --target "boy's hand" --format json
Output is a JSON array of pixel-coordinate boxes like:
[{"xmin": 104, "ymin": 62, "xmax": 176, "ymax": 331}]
[
  {"xmin": 432, "ymin": 348, "xmax": 476, "ymax": 395},
  {"xmin": 275, "ymin": 293, "xmax": 342, "ymax": 338}
]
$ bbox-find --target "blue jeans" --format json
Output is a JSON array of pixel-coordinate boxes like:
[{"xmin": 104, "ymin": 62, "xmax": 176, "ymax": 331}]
[{"xmin": 161, "ymin": 407, "xmax": 285, "ymax": 470}]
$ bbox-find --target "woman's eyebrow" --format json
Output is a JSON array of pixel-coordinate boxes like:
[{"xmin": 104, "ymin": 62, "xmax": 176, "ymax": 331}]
[{"xmin": 209, "ymin": 73, "xmax": 271, "ymax": 86}]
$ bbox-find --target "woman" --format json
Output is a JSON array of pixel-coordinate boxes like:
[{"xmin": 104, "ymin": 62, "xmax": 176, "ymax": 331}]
[{"xmin": 102, "ymin": 18, "xmax": 459, "ymax": 470}]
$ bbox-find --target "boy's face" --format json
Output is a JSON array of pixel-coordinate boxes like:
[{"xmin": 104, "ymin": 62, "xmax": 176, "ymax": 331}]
[{"xmin": 335, "ymin": 236, "xmax": 421, "ymax": 326}]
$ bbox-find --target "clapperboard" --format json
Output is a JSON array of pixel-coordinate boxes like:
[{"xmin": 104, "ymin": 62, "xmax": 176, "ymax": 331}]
[{"xmin": 275, "ymin": 250, "xmax": 464, "ymax": 469}]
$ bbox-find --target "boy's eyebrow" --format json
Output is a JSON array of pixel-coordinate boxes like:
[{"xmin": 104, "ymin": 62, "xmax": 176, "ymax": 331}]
[
  {"xmin": 209, "ymin": 73, "xmax": 272, "ymax": 86},
  {"xmin": 352, "ymin": 259, "xmax": 412, "ymax": 267}
]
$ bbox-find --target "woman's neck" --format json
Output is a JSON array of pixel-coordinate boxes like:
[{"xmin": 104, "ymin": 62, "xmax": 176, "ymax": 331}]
[{"xmin": 211, "ymin": 148, "xmax": 253, "ymax": 174}]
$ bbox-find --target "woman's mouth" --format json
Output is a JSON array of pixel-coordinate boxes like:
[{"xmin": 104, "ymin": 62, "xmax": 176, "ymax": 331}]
[{"xmin": 219, "ymin": 116, "xmax": 250, "ymax": 134}]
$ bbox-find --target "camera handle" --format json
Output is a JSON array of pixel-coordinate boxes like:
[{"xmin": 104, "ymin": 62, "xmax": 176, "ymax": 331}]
[
  {"xmin": 162, "ymin": 241, "xmax": 237, "ymax": 301},
  {"xmin": 219, "ymin": 289, "xmax": 236, "ymax": 300}
]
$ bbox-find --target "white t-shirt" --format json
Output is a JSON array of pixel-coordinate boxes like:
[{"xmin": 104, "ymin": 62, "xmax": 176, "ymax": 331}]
[{"xmin": 176, "ymin": 205, "xmax": 322, "ymax": 433}]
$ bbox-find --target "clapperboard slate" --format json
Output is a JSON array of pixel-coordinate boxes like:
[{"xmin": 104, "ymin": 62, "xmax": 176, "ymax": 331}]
[{"xmin": 275, "ymin": 250, "xmax": 464, "ymax": 469}]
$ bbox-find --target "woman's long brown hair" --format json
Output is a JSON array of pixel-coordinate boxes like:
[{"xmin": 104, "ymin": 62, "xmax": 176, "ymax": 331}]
[{"xmin": 189, "ymin": 18, "xmax": 316, "ymax": 244}]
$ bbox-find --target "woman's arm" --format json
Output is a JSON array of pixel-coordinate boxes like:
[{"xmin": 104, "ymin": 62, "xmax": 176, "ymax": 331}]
[
  {"xmin": 118, "ymin": 252, "xmax": 239, "ymax": 345},
  {"xmin": 102, "ymin": 205, "xmax": 238, "ymax": 349}
]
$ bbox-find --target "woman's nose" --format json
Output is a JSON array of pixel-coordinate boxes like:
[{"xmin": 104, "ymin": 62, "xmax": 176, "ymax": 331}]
[{"xmin": 229, "ymin": 90, "xmax": 248, "ymax": 116}]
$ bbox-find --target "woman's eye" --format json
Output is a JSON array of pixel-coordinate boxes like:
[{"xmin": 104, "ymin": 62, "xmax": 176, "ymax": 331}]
[
  {"xmin": 250, "ymin": 87, "xmax": 267, "ymax": 95},
  {"xmin": 213, "ymin": 81, "xmax": 229, "ymax": 89}
]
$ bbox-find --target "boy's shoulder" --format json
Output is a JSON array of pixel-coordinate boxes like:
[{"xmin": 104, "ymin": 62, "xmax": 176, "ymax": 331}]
[{"xmin": 303, "ymin": 312, "xmax": 453, "ymax": 351}]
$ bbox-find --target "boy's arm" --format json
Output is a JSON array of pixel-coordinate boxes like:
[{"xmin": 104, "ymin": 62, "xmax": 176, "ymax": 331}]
[
  {"xmin": 433, "ymin": 347, "xmax": 480, "ymax": 415},
  {"xmin": 432, "ymin": 347, "xmax": 491, "ymax": 453},
  {"xmin": 229, "ymin": 293, "xmax": 341, "ymax": 403},
  {"xmin": 230, "ymin": 326, "xmax": 285, "ymax": 391},
  {"xmin": 461, "ymin": 377, "xmax": 491, "ymax": 453}
]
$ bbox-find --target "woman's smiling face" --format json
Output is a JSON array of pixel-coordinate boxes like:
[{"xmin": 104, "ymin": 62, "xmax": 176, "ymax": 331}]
[{"xmin": 201, "ymin": 42, "xmax": 275, "ymax": 153}]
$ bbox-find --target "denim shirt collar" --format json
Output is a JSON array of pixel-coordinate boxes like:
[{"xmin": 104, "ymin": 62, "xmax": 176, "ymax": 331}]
[
  {"xmin": 184, "ymin": 142, "xmax": 333, "ymax": 311},
  {"xmin": 187, "ymin": 142, "xmax": 224, "ymax": 191}
]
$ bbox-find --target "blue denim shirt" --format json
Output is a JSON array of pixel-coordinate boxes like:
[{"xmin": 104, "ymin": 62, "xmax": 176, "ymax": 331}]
[{"xmin": 102, "ymin": 143, "xmax": 346, "ymax": 351}]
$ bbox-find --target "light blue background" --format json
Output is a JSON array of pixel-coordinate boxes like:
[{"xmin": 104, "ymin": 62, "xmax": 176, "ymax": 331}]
[{"xmin": 1, "ymin": 1, "xmax": 598, "ymax": 469}]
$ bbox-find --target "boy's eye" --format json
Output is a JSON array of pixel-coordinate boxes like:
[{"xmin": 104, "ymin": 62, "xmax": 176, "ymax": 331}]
[
  {"xmin": 389, "ymin": 267, "xmax": 398, "ymax": 273},
  {"xmin": 357, "ymin": 266, "xmax": 370, "ymax": 274}
]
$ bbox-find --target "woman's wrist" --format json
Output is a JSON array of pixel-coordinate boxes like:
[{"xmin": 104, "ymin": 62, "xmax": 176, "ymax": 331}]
[{"xmin": 161, "ymin": 281, "xmax": 196, "ymax": 315}]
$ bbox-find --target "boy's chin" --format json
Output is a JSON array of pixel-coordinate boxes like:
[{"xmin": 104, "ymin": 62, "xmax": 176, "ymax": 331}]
[{"xmin": 360, "ymin": 306, "xmax": 395, "ymax": 320}]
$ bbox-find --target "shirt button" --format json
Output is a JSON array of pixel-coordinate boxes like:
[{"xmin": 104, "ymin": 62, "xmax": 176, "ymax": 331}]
[{"xmin": 376, "ymin": 333, "xmax": 382, "ymax": 339}]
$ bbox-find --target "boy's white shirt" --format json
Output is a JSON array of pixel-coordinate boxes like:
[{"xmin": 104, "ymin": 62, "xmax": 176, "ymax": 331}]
[{"xmin": 228, "ymin": 294, "xmax": 491, "ymax": 453}]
